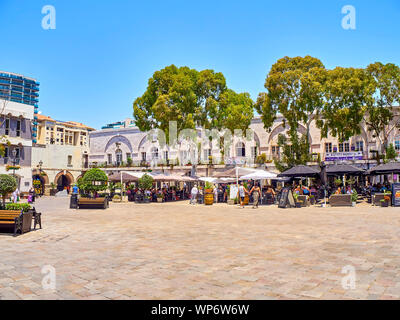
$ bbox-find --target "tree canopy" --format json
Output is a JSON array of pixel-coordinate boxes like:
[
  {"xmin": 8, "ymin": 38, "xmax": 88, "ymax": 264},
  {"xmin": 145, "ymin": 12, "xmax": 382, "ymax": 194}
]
[
  {"xmin": 0, "ymin": 174, "xmax": 17, "ymax": 206},
  {"xmin": 363, "ymin": 62, "xmax": 400, "ymax": 153},
  {"xmin": 82, "ymin": 168, "xmax": 108, "ymax": 194},
  {"xmin": 133, "ymin": 65, "xmax": 254, "ymax": 141}
]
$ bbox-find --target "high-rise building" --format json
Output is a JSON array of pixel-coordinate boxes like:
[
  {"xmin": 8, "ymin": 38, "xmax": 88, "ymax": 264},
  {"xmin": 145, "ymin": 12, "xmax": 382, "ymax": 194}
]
[{"xmin": 0, "ymin": 71, "xmax": 39, "ymax": 192}]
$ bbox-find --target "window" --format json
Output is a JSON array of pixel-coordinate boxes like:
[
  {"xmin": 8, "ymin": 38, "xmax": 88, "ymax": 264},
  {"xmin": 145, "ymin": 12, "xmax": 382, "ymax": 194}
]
[
  {"xmin": 236, "ymin": 142, "xmax": 246, "ymax": 157},
  {"xmin": 204, "ymin": 149, "xmax": 211, "ymax": 160},
  {"xmin": 325, "ymin": 143, "xmax": 332, "ymax": 153},
  {"xmin": 355, "ymin": 141, "xmax": 364, "ymax": 152},
  {"xmin": 271, "ymin": 146, "xmax": 280, "ymax": 155},
  {"xmin": 126, "ymin": 153, "xmax": 131, "ymax": 160},
  {"xmin": 14, "ymin": 148, "xmax": 20, "ymax": 159},
  {"xmin": 339, "ymin": 142, "xmax": 350, "ymax": 153},
  {"xmin": 164, "ymin": 151, "xmax": 169, "ymax": 160},
  {"xmin": 251, "ymin": 146, "xmax": 258, "ymax": 159},
  {"xmin": 151, "ymin": 147, "xmax": 159, "ymax": 160},
  {"xmin": 116, "ymin": 149, "xmax": 123, "ymax": 166},
  {"xmin": 395, "ymin": 139, "xmax": 400, "ymax": 152},
  {"xmin": 4, "ymin": 147, "xmax": 8, "ymax": 158},
  {"xmin": 107, "ymin": 154, "xmax": 112, "ymax": 164},
  {"xmin": 5, "ymin": 118, "xmax": 9, "ymax": 135},
  {"xmin": 141, "ymin": 152, "xmax": 146, "ymax": 161},
  {"xmin": 16, "ymin": 120, "xmax": 21, "ymax": 137},
  {"xmin": 67, "ymin": 155, "xmax": 72, "ymax": 165}
]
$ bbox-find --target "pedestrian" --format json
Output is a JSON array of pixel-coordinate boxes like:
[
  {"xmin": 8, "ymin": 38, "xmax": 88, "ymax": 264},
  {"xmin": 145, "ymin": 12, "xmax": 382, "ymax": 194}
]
[
  {"xmin": 190, "ymin": 184, "xmax": 198, "ymax": 205},
  {"xmin": 237, "ymin": 182, "xmax": 247, "ymax": 209},
  {"xmin": 250, "ymin": 182, "xmax": 261, "ymax": 209},
  {"xmin": 12, "ymin": 188, "xmax": 20, "ymax": 203}
]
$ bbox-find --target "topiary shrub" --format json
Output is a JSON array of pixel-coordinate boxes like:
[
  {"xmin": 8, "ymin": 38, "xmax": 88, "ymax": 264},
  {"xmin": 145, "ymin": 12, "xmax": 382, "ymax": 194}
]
[
  {"xmin": 82, "ymin": 168, "xmax": 108, "ymax": 196},
  {"xmin": 138, "ymin": 174, "xmax": 154, "ymax": 191},
  {"xmin": 0, "ymin": 174, "xmax": 17, "ymax": 207}
]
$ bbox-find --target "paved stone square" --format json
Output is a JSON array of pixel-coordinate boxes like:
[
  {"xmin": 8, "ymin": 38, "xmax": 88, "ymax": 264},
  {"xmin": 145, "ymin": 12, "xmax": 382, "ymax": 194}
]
[{"xmin": 0, "ymin": 197, "xmax": 400, "ymax": 300}]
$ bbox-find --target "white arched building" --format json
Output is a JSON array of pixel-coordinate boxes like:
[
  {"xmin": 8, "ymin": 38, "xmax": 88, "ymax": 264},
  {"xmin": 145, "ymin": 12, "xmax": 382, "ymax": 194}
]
[{"xmin": 89, "ymin": 115, "xmax": 400, "ymax": 173}]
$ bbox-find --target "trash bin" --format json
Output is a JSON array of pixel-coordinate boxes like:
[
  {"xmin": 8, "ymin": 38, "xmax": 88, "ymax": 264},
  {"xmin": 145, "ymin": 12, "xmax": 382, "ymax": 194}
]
[{"xmin": 70, "ymin": 194, "xmax": 78, "ymax": 209}]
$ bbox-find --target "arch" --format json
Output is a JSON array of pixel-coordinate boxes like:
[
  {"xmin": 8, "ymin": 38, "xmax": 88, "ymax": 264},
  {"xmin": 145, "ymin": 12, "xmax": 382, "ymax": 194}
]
[
  {"xmin": 32, "ymin": 169, "xmax": 49, "ymax": 185},
  {"xmin": 267, "ymin": 123, "xmax": 308, "ymax": 144},
  {"xmin": 54, "ymin": 171, "xmax": 74, "ymax": 192},
  {"xmin": 104, "ymin": 135, "xmax": 133, "ymax": 153}
]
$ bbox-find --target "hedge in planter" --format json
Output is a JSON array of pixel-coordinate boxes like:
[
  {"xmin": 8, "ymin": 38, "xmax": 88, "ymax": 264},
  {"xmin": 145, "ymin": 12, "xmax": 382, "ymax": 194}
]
[
  {"xmin": 0, "ymin": 174, "xmax": 17, "ymax": 207},
  {"xmin": 5, "ymin": 203, "xmax": 31, "ymax": 212}
]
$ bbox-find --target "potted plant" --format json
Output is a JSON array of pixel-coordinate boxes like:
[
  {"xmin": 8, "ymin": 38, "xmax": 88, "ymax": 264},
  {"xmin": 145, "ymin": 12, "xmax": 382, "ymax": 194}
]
[
  {"xmin": 334, "ymin": 179, "xmax": 342, "ymax": 187},
  {"xmin": 156, "ymin": 192, "xmax": 164, "ymax": 203},
  {"xmin": 112, "ymin": 194, "xmax": 121, "ymax": 202},
  {"xmin": 50, "ymin": 183, "xmax": 57, "ymax": 196},
  {"xmin": 351, "ymin": 191, "xmax": 358, "ymax": 207},
  {"xmin": 381, "ymin": 191, "xmax": 391, "ymax": 207},
  {"xmin": 293, "ymin": 193, "xmax": 302, "ymax": 208},
  {"xmin": 204, "ymin": 181, "xmax": 214, "ymax": 205}
]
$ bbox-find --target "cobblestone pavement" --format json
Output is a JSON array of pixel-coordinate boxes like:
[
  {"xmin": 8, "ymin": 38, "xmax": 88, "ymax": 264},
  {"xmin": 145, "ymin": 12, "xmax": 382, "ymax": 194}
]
[{"xmin": 0, "ymin": 196, "xmax": 400, "ymax": 300}]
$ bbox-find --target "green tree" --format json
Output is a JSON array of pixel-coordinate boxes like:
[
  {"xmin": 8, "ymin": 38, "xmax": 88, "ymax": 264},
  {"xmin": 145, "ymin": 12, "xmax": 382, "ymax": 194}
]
[
  {"xmin": 317, "ymin": 67, "xmax": 375, "ymax": 142},
  {"xmin": 81, "ymin": 168, "xmax": 108, "ymax": 196},
  {"xmin": 273, "ymin": 133, "xmax": 311, "ymax": 172},
  {"xmin": 133, "ymin": 65, "xmax": 254, "ymax": 142},
  {"xmin": 364, "ymin": 62, "xmax": 400, "ymax": 154},
  {"xmin": 256, "ymin": 56, "xmax": 326, "ymax": 151},
  {"xmin": 386, "ymin": 143, "xmax": 397, "ymax": 161},
  {"xmin": 138, "ymin": 174, "xmax": 154, "ymax": 190},
  {"xmin": 0, "ymin": 174, "xmax": 17, "ymax": 206}
]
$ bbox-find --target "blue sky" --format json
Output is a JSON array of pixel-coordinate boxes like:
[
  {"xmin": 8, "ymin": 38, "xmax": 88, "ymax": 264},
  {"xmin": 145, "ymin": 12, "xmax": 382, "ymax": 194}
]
[{"xmin": 0, "ymin": 0, "xmax": 399, "ymax": 129}]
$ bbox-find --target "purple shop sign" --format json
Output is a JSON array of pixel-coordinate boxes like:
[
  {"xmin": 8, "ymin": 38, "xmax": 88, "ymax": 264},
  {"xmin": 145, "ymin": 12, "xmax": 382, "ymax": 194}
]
[{"xmin": 325, "ymin": 152, "xmax": 363, "ymax": 161}]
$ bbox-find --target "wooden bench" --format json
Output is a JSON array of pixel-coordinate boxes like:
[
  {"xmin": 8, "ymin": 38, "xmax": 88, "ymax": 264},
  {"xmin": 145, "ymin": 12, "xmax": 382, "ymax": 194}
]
[
  {"xmin": 77, "ymin": 197, "xmax": 109, "ymax": 209},
  {"xmin": 0, "ymin": 210, "xmax": 24, "ymax": 236},
  {"xmin": 329, "ymin": 194, "xmax": 352, "ymax": 207}
]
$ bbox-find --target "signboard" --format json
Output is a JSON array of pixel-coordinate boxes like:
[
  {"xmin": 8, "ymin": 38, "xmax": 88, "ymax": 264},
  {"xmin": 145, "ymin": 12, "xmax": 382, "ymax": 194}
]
[
  {"xmin": 229, "ymin": 185, "xmax": 238, "ymax": 200},
  {"xmin": 325, "ymin": 152, "xmax": 363, "ymax": 161},
  {"xmin": 392, "ymin": 183, "xmax": 400, "ymax": 207},
  {"xmin": 278, "ymin": 187, "xmax": 295, "ymax": 208}
]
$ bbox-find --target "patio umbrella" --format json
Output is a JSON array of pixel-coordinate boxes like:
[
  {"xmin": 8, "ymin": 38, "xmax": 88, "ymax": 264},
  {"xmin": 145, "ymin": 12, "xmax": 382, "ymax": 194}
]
[
  {"xmin": 239, "ymin": 170, "xmax": 277, "ymax": 180},
  {"xmin": 108, "ymin": 171, "xmax": 141, "ymax": 183},
  {"xmin": 278, "ymin": 165, "xmax": 320, "ymax": 178},
  {"xmin": 366, "ymin": 162, "xmax": 400, "ymax": 175},
  {"xmin": 214, "ymin": 167, "xmax": 256, "ymax": 178},
  {"xmin": 326, "ymin": 164, "xmax": 365, "ymax": 176}
]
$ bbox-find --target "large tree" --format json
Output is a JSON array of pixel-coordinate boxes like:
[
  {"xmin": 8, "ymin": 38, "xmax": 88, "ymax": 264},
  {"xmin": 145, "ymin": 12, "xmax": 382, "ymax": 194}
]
[
  {"xmin": 256, "ymin": 56, "xmax": 326, "ymax": 153},
  {"xmin": 363, "ymin": 62, "xmax": 400, "ymax": 154},
  {"xmin": 133, "ymin": 65, "xmax": 253, "ymax": 143},
  {"xmin": 317, "ymin": 67, "xmax": 375, "ymax": 142}
]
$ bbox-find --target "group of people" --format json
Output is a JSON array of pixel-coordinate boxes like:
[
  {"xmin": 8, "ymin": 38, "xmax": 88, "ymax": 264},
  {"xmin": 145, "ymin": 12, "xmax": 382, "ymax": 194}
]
[{"xmin": 189, "ymin": 182, "xmax": 279, "ymax": 209}]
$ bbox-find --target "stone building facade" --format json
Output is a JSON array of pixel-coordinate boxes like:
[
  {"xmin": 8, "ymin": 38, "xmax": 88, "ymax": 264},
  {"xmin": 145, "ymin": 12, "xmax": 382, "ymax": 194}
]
[
  {"xmin": 89, "ymin": 114, "xmax": 400, "ymax": 175},
  {"xmin": 32, "ymin": 114, "xmax": 94, "ymax": 195}
]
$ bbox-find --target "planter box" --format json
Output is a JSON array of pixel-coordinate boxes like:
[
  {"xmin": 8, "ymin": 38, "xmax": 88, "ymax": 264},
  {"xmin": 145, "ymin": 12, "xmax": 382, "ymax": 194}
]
[
  {"xmin": 157, "ymin": 198, "xmax": 163, "ymax": 203},
  {"xmin": 227, "ymin": 199, "xmax": 235, "ymax": 205}
]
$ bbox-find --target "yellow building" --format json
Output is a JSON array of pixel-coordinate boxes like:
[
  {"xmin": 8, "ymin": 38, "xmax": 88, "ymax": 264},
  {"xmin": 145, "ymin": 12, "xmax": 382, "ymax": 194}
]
[{"xmin": 32, "ymin": 115, "xmax": 94, "ymax": 195}]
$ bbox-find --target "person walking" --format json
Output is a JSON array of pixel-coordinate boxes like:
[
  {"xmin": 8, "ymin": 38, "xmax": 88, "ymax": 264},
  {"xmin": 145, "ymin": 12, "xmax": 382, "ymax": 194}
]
[
  {"xmin": 250, "ymin": 182, "xmax": 262, "ymax": 209},
  {"xmin": 238, "ymin": 182, "xmax": 247, "ymax": 209},
  {"xmin": 190, "ymin": 184, "xmax": 198, "ymax": 205}
]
